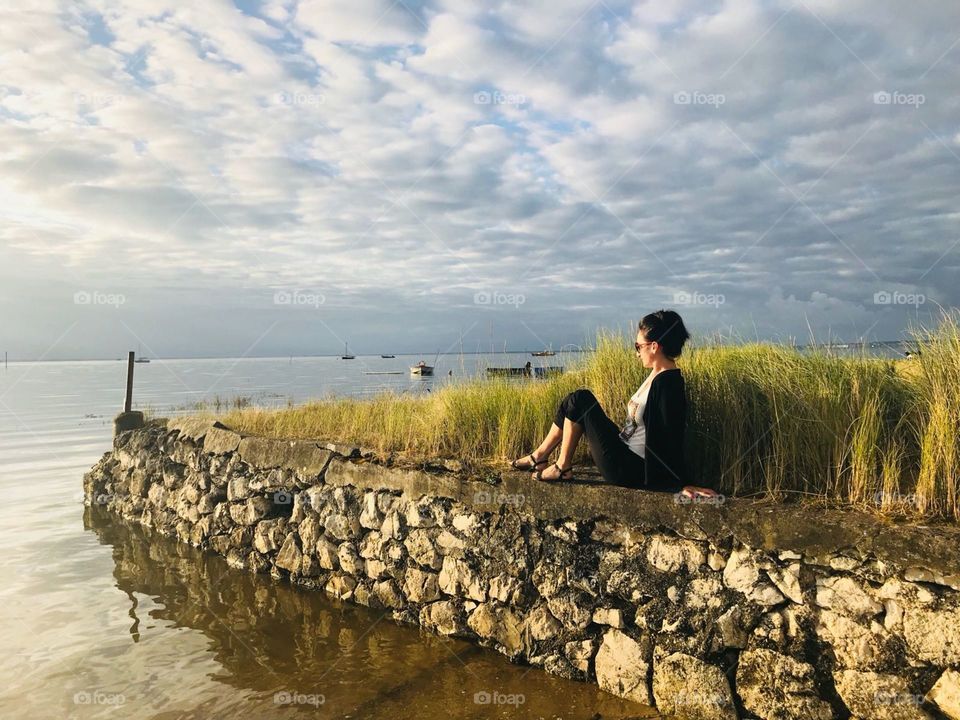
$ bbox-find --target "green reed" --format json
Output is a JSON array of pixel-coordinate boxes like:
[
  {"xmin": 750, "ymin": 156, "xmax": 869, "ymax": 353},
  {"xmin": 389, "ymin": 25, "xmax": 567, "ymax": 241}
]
[{"xmin": 216, "ymin": 312, "xmax": 960, "ymax": 522}]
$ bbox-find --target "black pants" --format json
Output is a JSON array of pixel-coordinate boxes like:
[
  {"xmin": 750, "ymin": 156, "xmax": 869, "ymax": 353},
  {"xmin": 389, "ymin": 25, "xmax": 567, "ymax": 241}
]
[{"xmin": 554, "ymin": 388, "xmax": 675, "ymax": 492}]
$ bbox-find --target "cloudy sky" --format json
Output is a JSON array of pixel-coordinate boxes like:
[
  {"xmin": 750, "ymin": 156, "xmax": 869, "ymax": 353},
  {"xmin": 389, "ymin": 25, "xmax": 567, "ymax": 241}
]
[{"xmin": 2, "ymin": 0, "xmax": 959, "ymax": 359}]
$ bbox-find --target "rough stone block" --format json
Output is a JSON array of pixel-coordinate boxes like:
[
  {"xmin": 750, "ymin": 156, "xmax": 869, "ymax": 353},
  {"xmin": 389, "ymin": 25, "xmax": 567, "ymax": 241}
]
[
  {"xmin": 927, "ymin": 669, "xmax": 960, "ymax": 719},
  {"xmin": 595, "ymin": 629, "xmax": 652, "ymax": 705},
  {"xmin": 736, "ymin": 648, "xmax": 832, "ymax": 720},
  {"xmin": 653, "ymin": 652, "xmax": 737, "ymax": 720},
  {"xmin": 203, "ymin": 425, "xmax": 242, "ymax": 455}
]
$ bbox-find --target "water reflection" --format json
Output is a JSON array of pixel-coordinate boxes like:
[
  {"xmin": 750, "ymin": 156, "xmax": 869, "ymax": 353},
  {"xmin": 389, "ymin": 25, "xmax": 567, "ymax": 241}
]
[{"xmin": 84, "ymin": 507, "xmax": 654, "ymax": 719}]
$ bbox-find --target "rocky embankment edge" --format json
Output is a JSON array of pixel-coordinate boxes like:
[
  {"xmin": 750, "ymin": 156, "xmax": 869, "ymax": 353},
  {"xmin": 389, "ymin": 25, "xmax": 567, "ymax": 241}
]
[{"xmin": 84, "ymin": 417, "xmax": 960, "ymax": 720}]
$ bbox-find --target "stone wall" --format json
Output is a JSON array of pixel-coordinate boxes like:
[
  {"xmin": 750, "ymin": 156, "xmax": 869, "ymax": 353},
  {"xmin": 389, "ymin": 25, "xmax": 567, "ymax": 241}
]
[{"xmin": 84, "ymin": 417, "xmax": 960, "ymax": 720}]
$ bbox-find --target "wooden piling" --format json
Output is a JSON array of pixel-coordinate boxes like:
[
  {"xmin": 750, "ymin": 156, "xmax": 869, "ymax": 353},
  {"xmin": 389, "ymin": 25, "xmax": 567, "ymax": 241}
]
[
  {"xmin": 124, "ymin": 351, "xmax": 135, "ymax": 413},
  {"xmin": 115, "ymin": 350, "xmax": 144, "ymax": 435}
]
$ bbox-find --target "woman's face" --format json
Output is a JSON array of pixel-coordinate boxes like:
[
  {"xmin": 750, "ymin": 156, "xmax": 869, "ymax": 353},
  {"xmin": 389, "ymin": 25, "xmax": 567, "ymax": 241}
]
[{"xmin": 635, "ymin": 329, "xmax": 658, "ymax": 368}]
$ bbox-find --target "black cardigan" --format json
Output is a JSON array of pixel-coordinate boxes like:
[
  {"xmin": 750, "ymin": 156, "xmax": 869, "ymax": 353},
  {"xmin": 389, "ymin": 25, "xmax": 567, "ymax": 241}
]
[{"xmin": 640, "ymin": 368, "xmax": 687, "ymax": 490}]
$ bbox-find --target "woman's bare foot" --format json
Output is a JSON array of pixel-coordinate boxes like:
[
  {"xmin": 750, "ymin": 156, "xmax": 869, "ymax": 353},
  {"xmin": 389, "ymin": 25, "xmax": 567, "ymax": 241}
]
[
  {"xmin": 533, "ymin": 462, "xmax": 574, "ymax": 482},
  {"xmin": 511, "ymin": 452, "xmax": 548, "ymax": 471}
]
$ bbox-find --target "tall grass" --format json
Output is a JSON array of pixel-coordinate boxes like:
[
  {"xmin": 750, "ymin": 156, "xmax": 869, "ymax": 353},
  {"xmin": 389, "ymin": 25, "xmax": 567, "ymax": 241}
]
[{"xmin": 217, "ymin": 313, "xmax": 960, "ymax": 522}]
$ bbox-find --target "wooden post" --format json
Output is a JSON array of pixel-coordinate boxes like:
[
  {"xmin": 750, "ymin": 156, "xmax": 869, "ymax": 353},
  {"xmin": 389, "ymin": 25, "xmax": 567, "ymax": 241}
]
[
  {"xmin": 124, "ymin": 351, "xmax": 135, "ymax": 413},
  {"xmin": 114, "ymin": 351, "xmax": 144, "ymax": 436}
]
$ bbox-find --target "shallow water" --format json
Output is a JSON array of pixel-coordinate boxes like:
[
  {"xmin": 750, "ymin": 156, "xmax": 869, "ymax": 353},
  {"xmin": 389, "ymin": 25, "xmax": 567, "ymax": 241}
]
[{"xmin": 0, "ymin": 353, "xmax": 659, "ymax": 719}]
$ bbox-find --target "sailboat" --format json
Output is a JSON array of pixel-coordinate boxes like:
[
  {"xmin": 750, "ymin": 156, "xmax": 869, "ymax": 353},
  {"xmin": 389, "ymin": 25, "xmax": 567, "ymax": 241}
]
[
  {"xmin": 341, "ymin": 342, "xmax": 355, "ymax": 360},
  {"xmin": 134, "ymin": 344, "xmax": 151, "ymax": 363}
]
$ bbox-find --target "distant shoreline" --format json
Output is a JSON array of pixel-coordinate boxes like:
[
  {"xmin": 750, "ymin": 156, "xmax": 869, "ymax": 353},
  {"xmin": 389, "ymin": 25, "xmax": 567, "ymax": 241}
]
[{"xmin": 0, "ymin": 340, "xmax": 914, "ymax": 364}]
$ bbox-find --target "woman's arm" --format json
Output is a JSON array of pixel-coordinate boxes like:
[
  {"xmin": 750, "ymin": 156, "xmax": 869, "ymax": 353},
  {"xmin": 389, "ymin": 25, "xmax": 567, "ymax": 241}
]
[{"xmin": 643, "ymin": 373, "xmax": 686, "ymax": 490}]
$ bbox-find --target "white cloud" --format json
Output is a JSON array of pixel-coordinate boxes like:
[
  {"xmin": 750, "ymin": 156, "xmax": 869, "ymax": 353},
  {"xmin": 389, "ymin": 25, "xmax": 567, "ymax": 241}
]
[{"xmin": 0, "ymin": 0, "xmax": 958, "ymax": 359}]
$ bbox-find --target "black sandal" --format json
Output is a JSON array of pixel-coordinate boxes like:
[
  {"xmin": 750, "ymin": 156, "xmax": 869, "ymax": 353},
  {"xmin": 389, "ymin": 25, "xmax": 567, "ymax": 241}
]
[
  {"xmin": 511, "ymin": 452, "xmax": 547, "ymax": 471},
  {"xmin": 533, "ymin": 462, "xmax": 574, "ymax": 482}
]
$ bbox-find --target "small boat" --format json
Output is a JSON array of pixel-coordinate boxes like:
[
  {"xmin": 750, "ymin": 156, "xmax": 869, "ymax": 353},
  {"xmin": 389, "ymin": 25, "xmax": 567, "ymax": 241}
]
[
  {"xmin": 410, "ymin": 361, "xmax": 434, "ymax": 376},
  {"xmin": 341, "ymin": 342, "xmax": 355, "ymax": 360},
  {"xmin": 380, "ymin": 354, "xmax": 396, "ymax": 358},
  {"xmin": 134, "ymin": 357, "xmax": 151, "ymax": 364},
  {"xmin": 531, "ymin": 346, "xmax": 556, "ymax": 357}
]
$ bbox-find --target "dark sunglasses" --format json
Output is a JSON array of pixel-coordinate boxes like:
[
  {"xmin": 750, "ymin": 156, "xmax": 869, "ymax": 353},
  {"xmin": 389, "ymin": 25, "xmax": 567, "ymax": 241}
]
[{"xmin": 634, "ymin": 341, "xmax": 655, "ymax": 352}]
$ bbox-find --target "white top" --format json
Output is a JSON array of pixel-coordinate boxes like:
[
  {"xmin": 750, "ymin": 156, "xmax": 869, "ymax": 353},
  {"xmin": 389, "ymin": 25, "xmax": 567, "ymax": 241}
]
[{"xmin": 619, "ymin": 373, "xmax": 654, "ymax": 457}]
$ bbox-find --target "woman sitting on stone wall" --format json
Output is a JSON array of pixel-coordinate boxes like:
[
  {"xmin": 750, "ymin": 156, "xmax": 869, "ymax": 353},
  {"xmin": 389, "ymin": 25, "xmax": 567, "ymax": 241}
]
[{"xmin": 511, "ymin": 309, "xmax": 718, "ymax": 499}]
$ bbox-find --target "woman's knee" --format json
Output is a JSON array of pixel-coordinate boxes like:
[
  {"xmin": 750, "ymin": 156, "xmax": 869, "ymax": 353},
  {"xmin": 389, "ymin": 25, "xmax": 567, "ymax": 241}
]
[
  {"xmin": 569, "ymin": 388, "xmax": 596, "ymax": 408},
  {"xmin": 560, "ymin": 388, "xmax": 596, "ymax": 421},
  {"xmin": 563, "ymin": 387, "xmax": 595, "ymax": 403}
]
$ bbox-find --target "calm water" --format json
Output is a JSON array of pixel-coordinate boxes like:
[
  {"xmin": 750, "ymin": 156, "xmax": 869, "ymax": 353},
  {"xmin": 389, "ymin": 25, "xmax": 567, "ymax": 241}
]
[{"xmin": 0, "ymin": 352, "xmax": 659, "ymax": 719}]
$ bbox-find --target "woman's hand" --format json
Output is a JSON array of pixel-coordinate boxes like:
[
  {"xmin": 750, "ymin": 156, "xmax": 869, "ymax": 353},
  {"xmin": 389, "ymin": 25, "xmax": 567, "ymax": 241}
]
[{"xmin": 680, "ymin": 485, "xmax": 721, "ymax": 499}]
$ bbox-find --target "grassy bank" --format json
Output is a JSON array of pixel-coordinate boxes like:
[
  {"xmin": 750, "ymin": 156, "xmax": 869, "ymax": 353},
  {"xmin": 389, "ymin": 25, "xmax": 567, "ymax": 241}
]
[{"xmin": 216, "ymin": 314, "xmax": 960, "ymax": 522}]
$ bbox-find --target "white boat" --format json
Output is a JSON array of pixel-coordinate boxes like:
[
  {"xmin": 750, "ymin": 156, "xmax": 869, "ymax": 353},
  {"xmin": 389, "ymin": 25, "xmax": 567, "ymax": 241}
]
[{"xmin": 410, "ymin": 361, "xmax": 433, "ymax": 376}]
